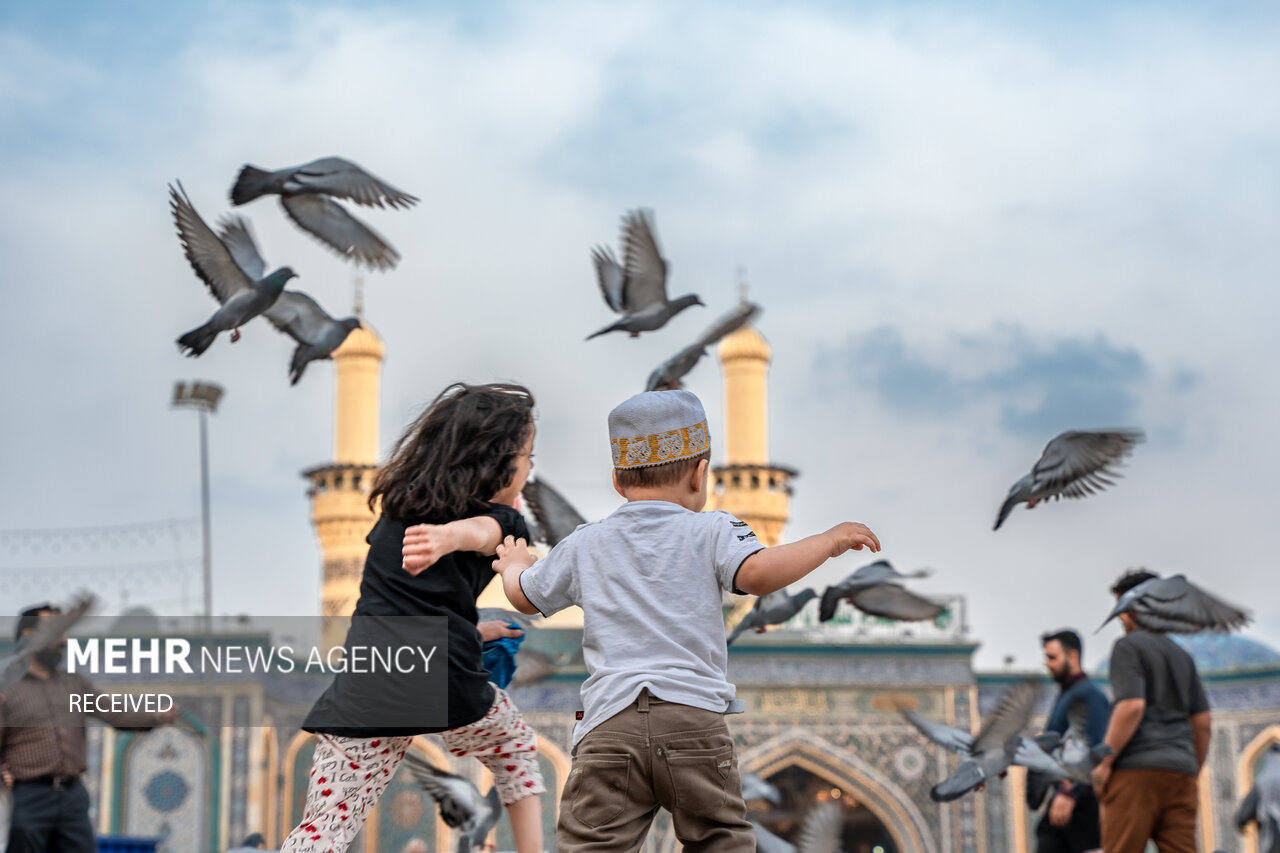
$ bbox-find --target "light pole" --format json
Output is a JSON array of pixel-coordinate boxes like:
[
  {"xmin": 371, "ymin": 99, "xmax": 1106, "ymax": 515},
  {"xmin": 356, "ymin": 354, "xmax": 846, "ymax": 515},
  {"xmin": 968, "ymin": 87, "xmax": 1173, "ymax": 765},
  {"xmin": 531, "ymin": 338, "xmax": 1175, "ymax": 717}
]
[{"xmin": 172, "ymin": 381, "xmax": 223, "ymax": 636}]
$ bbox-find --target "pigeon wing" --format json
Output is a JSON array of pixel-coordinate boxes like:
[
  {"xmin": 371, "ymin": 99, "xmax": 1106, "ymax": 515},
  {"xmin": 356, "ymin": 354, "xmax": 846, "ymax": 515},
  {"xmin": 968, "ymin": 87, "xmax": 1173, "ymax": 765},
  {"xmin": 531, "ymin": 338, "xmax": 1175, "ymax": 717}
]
[
  {"xmin": 795, "ymin": 801, "xmax": 843, "ymax": 853},
  {"xmin": 289, "ymin": 157, "xmax": 419, "ymax": 209},
  {"xmin": 695, "ymin": 302, "xmax": 762, "ymax": 349},
  {"xmin": 931, "ymin": 758, "xmax": 986, "ymax": 802},
  {"xmin": 281, "ymin": 194, "xmax": 399, "ymax": 271},
  {"xmin": 402, "ymin": 754, "xmax": 476, "ymax": 828},
  {"xmin": 900, "ymin": 709, "xmax": 974, "ymax": 755},
  {"xmin": 619, "ymin": 209, "xmax": 669, "ymax": 311},
  {"xmin": 1031, "ymin": 429, "xmax": 1144, "ymax": 500},
  {"xmin": 520, "ymin": 479, "xmax": 587, "ymax": 547},
  {"xmin": 216, "ymin": 216, "xmax": 267, "ymax": 281},
  {"xmin": 972, "ymin": 680, "xmax": 1039, "ymax": 755},
  {"xmin": 171, "ymin": 182, "xmax": 254, "ymax": 303},
  {"xmin": 849, "ymin": 584, "xmax": 945, "ymax": 622},
  {"xmin": 592, "ymin": 247, "xmax": 626, "ymax": 314},
  {"xmin": 263, "ymin": 290, "xmax": 335, "ymax": 345}
]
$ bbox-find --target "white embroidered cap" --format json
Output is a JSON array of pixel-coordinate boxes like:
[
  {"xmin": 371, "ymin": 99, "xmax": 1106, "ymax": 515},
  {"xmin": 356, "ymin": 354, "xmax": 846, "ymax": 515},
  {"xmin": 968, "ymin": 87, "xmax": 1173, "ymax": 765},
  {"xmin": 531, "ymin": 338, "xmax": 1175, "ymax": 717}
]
[{"xmin": 608, "ymin": 389, "xmax": 711, "ymax": 469}]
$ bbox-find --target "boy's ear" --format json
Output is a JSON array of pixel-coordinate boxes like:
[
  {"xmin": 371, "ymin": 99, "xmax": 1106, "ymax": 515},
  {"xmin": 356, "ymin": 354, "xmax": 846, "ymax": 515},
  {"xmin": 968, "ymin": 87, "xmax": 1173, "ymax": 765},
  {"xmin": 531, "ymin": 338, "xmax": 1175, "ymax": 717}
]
[
  {"xmin": 612, "ymin": 468, "xmax": 627, "ymax": 498},
  {"xmin": 691, "ymin": 458, "xmax": 710, "ymax": 493}
]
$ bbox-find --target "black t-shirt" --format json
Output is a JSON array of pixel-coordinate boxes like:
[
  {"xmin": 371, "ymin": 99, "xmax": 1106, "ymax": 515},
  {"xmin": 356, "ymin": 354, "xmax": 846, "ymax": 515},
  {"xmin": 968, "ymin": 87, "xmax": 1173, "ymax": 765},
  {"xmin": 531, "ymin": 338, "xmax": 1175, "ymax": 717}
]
[
  {"xmin": 1109, "ymin": 629, "xmax": 1210, "ymax": 775},
  {"xmin": 302, "ymin": 503, "xmax": 528, "ymax": 737}
]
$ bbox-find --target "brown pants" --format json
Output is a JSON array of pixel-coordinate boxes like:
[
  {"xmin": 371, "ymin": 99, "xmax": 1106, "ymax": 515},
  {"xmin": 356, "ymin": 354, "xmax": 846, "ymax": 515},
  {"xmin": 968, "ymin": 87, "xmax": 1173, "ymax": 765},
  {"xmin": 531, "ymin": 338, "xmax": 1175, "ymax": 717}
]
[
  {"xmin": 557, "ymin": 690, "xmax": 755, "ymax": 853},
  {"xmin": 1099, "ymin": 768, "xmax": 1198, "ymax": 853}
]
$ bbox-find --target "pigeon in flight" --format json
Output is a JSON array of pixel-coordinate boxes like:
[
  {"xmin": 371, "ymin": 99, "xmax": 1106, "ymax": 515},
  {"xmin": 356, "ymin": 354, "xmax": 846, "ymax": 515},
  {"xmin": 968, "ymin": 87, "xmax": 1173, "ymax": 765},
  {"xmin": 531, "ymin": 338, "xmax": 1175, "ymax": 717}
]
[
  {"xmin": 741, "ymin": 771, "xmax": 783, "ymax": 807},
  {"xmin": 646, "ymin": 301, "xmax": 762, "ymax": 391},
  {"xmin": 750, "ymin": 802, "xmax": 845, "ymax": 853},
  {"xmin": 994, "ymin": 429, "xmax": 1144, "ymax": 530},
  {"xmin": 230, "ymin": 157, "xmax": 418, "ymax": 271},
  {"xmin": 587, "ymin": 209, "xmax": 703, "ymax": 340},
  {"xmin": 213, "ymin": 216, "xmax": 361, "ymax": 384},
  {"xmin": 402, "ymin": 753, "xmax": 502, "ymax": 853},
  {"xmin": 902, "ymin": 680, "xmax": 1050, "ymax": 801},
  {"xmin": 172, "ymin": 184, "xmax": 297, "ymax": 356},
  {"xmin": 818, "ymin": 559, "xmax": 943, "ymax": 623},
  {"xmin": 1026, "ymin": 698, "xmax": 1115, "ymax": 807},
  {"xmin": 727, "ymin": 588, "xmax": 817, "ymax": 645},
  {"xmin": 520, "ymin": 478, "xmax": 587, "ymax": 548},
  {"xmin": 1235, "ymin": 744, "xmax": 1280, "ymax": 853},
  {"xmin": 0, "ymin": 593, "xmax": 95, "ymax": 693},
  {"xmin": 1099, "ymin": 573, "xmax": 1250, "ymax": 634}
]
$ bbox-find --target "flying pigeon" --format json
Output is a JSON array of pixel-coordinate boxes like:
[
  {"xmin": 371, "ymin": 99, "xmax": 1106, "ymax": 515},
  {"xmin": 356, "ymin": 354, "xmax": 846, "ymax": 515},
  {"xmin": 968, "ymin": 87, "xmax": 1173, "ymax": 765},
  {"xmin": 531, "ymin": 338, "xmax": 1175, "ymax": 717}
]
[
  {"xmin": 1099, "ymin": 573, "xmax": 1250, "ymax": 634},
  {"xmin": 230, "ymin": 157, "xmax": 417, "ymax": 271},
  {"xmin": 902, "ymin": 681, "xmax": 1046, "ymax": 802},
  {"xmin": 750, "ymin": 803, "xmax": 846, "ymax": 853},
  {"xmin": 172, "ymin": 184, "xmax": 297, "ymax": 356},
  {"xmin": 818, "ymin": 559, "xmax": 944, "ymax": 623},
  {"xmin": 1235, "ymin": 743, "xmax": 1280, "ymax": 853},
  {"xmin": 646, "ymin": 301, "xmax": 762, "ymax": 391},
  {"xmin": 1, "ymin": 593, "xmax": 96, "ymax": 692},
  {"xmin": 994, "ymin": 429, "xmax": 1144, "ymax": 530},
  {"xmin": 520, "ymin": 478, "xmax": 587, "ymax": 548},
  {"xmin": 727, "ymin": 588, "xmax": 817, "ymax": 645},
  {"xmin": 741, "ymin": 771, "xmax": 783, "ymax": 807},
  {"xmin": 212, "ymin": 216, "xmax": 361, "ymax": 384},
  {"xmin": 402, "ymin": 753, "xmax": 502, "ymax": 853},
  {"xmin": 586, "ymin": 209, "xmax": 703, "ymax": 340},
  {"xmin": 752, "ymin": 821, "xmax": 795, "ymax": 853}
]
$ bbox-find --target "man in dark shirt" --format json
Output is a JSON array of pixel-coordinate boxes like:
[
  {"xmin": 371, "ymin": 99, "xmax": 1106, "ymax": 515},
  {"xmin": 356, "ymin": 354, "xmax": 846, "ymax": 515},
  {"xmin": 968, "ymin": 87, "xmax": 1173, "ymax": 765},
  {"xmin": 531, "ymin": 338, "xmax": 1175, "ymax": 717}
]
[
  {"xmin": 1091, "ymin": 571, "xmax": 1211, "ymax": 853},
  {"xmin": 1036, "ymin": 629, "xmax": 1111, "ymax": 853},
  {"xmin": 0, "ymin": 604, "xmax": 174, "ymax": 853}
]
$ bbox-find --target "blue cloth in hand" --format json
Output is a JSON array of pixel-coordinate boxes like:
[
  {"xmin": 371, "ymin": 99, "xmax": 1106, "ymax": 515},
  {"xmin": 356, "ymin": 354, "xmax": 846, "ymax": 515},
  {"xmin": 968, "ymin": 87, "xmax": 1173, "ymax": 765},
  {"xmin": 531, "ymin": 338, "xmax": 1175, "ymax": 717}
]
[{"xmin": 481, "ymin": 622, "xmax": 526, "ymax": 689}]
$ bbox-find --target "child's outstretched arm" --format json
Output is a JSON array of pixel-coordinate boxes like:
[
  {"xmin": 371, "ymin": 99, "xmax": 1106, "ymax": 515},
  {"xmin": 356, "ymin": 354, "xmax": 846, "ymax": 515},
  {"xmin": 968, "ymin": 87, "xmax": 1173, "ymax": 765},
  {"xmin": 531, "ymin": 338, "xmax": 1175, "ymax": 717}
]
[
  {"xmin": 491, "ymin": 535, "xmax": 540, "ymax": 615},
  {"xmin": 734, "ymin": 522, "xmax": 880, "ymax": 596},
  {"xmin": 402, "ymin": 517, "xmax": 505, "ymax": 575}
]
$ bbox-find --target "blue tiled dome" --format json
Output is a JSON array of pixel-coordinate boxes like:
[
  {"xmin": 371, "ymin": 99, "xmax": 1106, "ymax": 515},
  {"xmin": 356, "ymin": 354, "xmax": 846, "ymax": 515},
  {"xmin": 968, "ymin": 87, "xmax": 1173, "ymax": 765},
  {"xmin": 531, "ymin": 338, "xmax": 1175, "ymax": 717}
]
[{"xmin": 1097, "ymin": 633, "xmax": 1280, "ymax": 673}]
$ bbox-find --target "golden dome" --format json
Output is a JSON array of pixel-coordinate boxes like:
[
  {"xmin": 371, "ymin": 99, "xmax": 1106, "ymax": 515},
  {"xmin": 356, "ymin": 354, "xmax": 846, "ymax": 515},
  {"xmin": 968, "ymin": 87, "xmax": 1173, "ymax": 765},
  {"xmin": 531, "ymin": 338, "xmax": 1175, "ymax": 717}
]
[
  {"xmin": 718, "ymin": 324, "xmax": 771, "ymax": 362},
  {"xmin": 334, "ymin": 321, "xmax": 385, "ymax": 360}
]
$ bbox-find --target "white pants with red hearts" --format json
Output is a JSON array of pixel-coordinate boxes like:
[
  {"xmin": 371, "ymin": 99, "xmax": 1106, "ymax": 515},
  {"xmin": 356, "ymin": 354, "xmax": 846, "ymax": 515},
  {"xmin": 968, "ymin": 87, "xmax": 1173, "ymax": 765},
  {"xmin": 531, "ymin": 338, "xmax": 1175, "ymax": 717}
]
[{"xmin": 280, "ymin": 686, "xmax": 544, "ymax": 852}]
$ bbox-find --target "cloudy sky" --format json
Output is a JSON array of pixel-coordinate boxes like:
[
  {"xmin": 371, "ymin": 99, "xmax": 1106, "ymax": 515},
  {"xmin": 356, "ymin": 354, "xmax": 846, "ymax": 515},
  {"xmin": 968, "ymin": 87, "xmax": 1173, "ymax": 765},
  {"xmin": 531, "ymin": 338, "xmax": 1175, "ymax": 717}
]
[{"xmin": 2, "ymin": 1, "xmax": 1277, "ymax": 670}]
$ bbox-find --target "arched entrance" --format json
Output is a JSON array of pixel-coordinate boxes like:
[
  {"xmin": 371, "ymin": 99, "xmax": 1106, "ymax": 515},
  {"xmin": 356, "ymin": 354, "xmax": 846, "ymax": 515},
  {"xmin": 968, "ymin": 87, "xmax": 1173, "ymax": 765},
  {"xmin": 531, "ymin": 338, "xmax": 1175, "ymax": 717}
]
[{"xmin": 753, "ymin": 765, "xmax": 899, "ymax": 853}]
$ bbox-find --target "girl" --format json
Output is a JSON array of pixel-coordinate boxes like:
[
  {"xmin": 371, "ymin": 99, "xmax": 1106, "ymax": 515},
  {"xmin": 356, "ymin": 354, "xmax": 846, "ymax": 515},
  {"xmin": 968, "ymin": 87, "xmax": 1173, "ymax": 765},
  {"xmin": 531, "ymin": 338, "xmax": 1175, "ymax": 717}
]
[{"xmin": 282, "ymin": 382, "xmax": 545, "ymax": 853}]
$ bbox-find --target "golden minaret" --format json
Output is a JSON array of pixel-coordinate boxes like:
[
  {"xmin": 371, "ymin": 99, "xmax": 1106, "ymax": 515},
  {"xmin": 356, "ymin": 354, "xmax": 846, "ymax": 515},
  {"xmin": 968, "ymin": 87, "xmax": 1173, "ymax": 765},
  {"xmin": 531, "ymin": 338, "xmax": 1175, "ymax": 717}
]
[
  {"xmin": 304, "ymin": 283, "xmax": 384, "ymax": 653},
  {"xmin": 705, "ymin": 290, "xmax": 795, "ymax": 547}
]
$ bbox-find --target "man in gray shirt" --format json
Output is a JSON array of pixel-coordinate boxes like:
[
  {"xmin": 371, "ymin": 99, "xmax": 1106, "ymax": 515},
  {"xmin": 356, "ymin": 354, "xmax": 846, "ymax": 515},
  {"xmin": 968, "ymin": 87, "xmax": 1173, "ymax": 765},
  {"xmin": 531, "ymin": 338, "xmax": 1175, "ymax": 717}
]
[{"xmin": 1091, "ymin": 570, "xmax": 1211, "ymax": 853}]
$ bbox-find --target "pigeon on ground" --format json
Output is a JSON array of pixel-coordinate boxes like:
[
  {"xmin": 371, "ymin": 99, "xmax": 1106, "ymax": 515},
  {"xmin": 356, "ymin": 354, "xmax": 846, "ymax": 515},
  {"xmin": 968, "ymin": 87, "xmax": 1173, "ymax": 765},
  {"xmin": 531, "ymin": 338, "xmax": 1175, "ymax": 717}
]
[
  {"xmin": 1236, "ymin": 743, "xmax": 1280, "ymax": 853},
  {"xmin": 214, "ymin": 216, "xmax": 362, "ymax": 384},
  {"xmin": 402, "ymin": 753, "xmax": 502, "ymax": 853},
  {"xmin": 741, "ymin": 771, "xmax": 783, "ymax": 807},
  {"xmin": 586, "ymin": 209, "xmax": 703, "ymax": 340},
  {"xmin": 1, "ymin": 593, "xmax": 96, "ymax": 693},
  {"xmin": 1099, "ymin": 573, "xmax": 1250, "ymax": 634},
  {"xmin": 230, "ymin": 157, "xmax": 417, "ymax": 271},
  {"xmin": 994, "ymin": 429, "xmax": 1144, "ymax": 530},
  {"xmin": 224, "ymin": 833, "xmax": 276, "ymax": 852},
  {"xmin": 902, "ymin": 680, "xmax": 1045, "ymax": 802},
  {"xmin": 727, "ymin": 588, "xmax": 817, "ymax": 645},
  {"xmin": 520, "ymin": 478, "xmax": 587, "ymax": 548},
  {"xmin": 818, "ymin": 559, "xmax": 943, "ymax": 623},
  {"xmin": 172, "ymin": 184, "xmax": 297, "ymax": 356},
  {"xmin": 646, "ymin": 301, "xmax": 762, "ymax": 391}
]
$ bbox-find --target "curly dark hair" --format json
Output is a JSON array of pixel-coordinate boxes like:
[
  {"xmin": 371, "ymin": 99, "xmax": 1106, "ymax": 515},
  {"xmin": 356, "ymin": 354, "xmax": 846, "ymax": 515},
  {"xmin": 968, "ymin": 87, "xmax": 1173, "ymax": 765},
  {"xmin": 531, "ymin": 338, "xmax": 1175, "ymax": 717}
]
[{"xmin": 370, "ymin": 382, "xmax": 535, "ymax": 522}]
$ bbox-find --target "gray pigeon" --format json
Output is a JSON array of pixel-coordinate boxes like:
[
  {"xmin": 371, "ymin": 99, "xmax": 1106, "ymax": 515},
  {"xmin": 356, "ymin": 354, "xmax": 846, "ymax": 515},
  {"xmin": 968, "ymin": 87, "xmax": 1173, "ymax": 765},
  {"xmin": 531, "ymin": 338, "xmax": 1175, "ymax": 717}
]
[
  {"xmin": 818, "ymin": 559, "xmax": 943, "ymax": 623},
  {"xmin": 586, "ymin": 209, "xmax": 703, "ymax": 340},
  {"xmin": 215, "ymin": 216, "xmax": 362, "ymax": 384},
  {"xmin": 741, "ymin": 771, "xmax": 782, "ymax": 807},
  {"xmin": 727, "ymin": 588, "xmax": 817, "ymax": 645},
  {"xmin": 750, "ymin": 803, "xmax": 846, "ymax": 853},
  {"xmin": 1236, "ymin": 743, "xmax": 1280, "ymax": 853},
  {"xmin": 224, "ymin": 833, "xmax": 275, "ymax": 852},
  {"xmin": 172, "ymin": 184, "xmax": 297, "ymax": 356},
  {"xmin": 994, "ymin": 429, "xmax": 1144, "ymax": 530},
  {"xmin": 402, "ymin": 753, "xmax": 501, "ymax": 853},
  {"xmin": 1, "ymin": 593, "xmax": 95, "ymax": 693},
  {"xmin": 645, "ymin": 301, "xmax": 762, "ymax": 391},
  {"xmin": 520, "ymin": 478, "xmax": 587, "ymax": 548},
  {"xmin": 902, "ymin": 680, "xmax": 1044, "ymax": 802},
  {"xmin": 1099, "ymin": 573, "xmax": 1250, "ymax": 634},
  {"xmin": 752, "ymin": 821, "xmax": 795, "ymax": 853},
  {"xmin": 230, "ymin": 157, "xmax": 417, "ymax": 271}
]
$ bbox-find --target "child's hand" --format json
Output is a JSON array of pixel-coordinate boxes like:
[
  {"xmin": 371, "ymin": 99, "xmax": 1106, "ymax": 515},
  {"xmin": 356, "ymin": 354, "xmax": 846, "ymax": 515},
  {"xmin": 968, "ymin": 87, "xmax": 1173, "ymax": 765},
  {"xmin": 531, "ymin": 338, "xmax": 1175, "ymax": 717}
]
[
  {"xmin": 492, "ymin": 535, "xmax": 535, "ymax": 575},
  {"xmin": 477, "ymin": 620, "xmax": 524, "ymax": 643},
  {"xmin": 828, "ymin": 522, "xmax": 881, "ymax": 557},
  {"xmin": 402, "ymin": 524, "xmax": 455, "ymax": 575}
]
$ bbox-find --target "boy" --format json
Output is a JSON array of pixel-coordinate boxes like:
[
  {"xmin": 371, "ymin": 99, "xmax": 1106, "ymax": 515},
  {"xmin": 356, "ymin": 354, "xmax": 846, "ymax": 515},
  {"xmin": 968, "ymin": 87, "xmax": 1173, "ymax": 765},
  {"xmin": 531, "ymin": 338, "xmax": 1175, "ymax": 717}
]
[{"xmin": 491, "ymin": 389, "xmax": 880, "ymax": 852}]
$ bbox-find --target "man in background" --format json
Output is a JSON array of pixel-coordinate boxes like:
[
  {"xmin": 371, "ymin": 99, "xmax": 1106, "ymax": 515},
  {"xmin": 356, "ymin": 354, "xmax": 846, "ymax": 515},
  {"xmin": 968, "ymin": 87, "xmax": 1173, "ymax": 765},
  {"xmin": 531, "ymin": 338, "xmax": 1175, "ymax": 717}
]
[
  {"xmin": 1036, "ymin": 629, "xmax": 1110, "ymax": 853},
  {"xmin": 1091, "ymin": 570, "xmax": 1212, "ymax": 853}
]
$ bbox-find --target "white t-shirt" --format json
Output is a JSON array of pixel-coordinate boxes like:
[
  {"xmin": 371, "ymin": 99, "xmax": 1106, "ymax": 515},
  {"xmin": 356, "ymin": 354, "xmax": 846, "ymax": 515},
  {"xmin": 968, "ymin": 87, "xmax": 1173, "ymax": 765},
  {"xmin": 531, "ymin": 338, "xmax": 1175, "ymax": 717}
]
[{"xmin": 519, "ymin": 500, "xmax": 765, "ymax": 746}]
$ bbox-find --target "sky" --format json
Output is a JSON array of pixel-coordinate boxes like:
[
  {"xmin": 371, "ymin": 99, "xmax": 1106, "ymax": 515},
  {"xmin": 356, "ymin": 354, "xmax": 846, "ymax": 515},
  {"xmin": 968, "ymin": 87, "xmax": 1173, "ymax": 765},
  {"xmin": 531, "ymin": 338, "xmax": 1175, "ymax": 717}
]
[{"xmin": 1, "ymin": 0, "xmax": 1278, "ymax": 671}]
